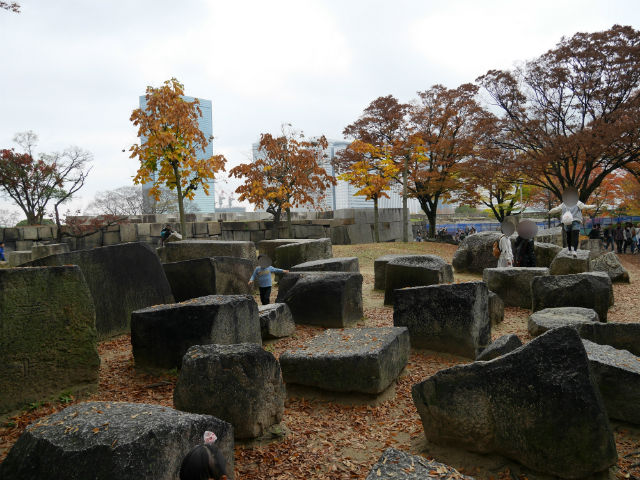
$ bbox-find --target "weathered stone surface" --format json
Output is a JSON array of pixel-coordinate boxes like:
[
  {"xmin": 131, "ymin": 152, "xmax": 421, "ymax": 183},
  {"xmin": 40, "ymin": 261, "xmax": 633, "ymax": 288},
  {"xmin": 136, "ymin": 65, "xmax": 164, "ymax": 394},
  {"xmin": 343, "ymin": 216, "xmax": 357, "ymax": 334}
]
[
  {"xmin": 384, "ymin": 255, "xmax": 454, "ymax": 305},
  {"xmin": 488, "ymin": 291, "xmax": 504, "ymax": 325},
  {"xmin": 580, "ymin": 238, "xmax": 606, "ymax": 260},
  {"xmin": 131, "ymin": 295, "xmax": 261, "ymax": 370},
  {"xmin": 536, "ymin": 226, "xmax": 564, "ymax": 246},
  {"xmin": 257, "ymin": 239, "xmax": 302, "ymax": 261},
  {"xmin": 26, "ymin": 242, "xmax": 174, "ymax": 337},
  {"xmin": 529, "ymin": 307, "xmax": 601, "ymax": 335},
  {"xmin": 0, "ymin": 266, "xmax": 99, "ymax": 414},
  {"xmin": 365, "ymin": 448, "xmax": 474, "ymax": 480},
  {"xmin": 30, "ymin": 243, "xmax": 70, "ymax": 261},
  {"xmin": 174, "ymin": 344, "xmax": 285, "ymax": 439},
  {"xmin": 549, "ymin": 248, "xmax": 591, "ymax": 275},
  {"xmin": 162, "ymin": 256, "xmax": 253, "ymax": 301},
  {"xmin": 7, "ymin": 250, "xmax": 32, "ymax": 266},
  {"xmin": 412, "ymin": 327, "xmax": 617, "ymax": 479},
  {"xmin": 158, "ymin": 239, "xmax": 257, "ymax": 264},
  {"xmin": 529, "ymin": 309, "xmax": 640, "ymax": 357},
  {"xmin": 452, "ymin": 231, "xmax": 501, "ymax": 274},
  {"xmin": 534, "ymin": 242, "xmax": 562, "ymax": 268},
  {"xmin": 531, "ymin": 272, "xmax": 613, "ymax": 321},
  {"xmin": 275, "ymin": 272, "xmax": 363, "ymax": 327},
  {"xmin": 482, "ymin": 267, "xmax": 549, "ymax": 309},
  {"xmin": 290, "ymin": 256, "xmax": 359, "ymax": 273},
  {"xmin": 583, "ymin": 340, "xmax": 640, "ymax": 425},
  {"xmin": 373, "ymin": 254, "xmax": 405, "ymax": 290},
  {"xmin": 590, "ymin": 252, "xmax": 630, "ymax": 283},
  {"xmin": 477, "ymin": 334, "xmax": 523, "ymax": 361},
  {"xmin": 258, "ymin": 303, "xmax": 295, "ymax": 339},
  {"xmin": 280, "ymin": 327, "xmax": 409, "ymax": 394},
  {"xmin": 0, "ymin": 401, "xmax": 234, "ymax": 480},
  {"xmin": 274, "ymin": 238, "xmax": 332, "ymax": 269},
  {"xmin": 393, "ymin": 282, "xmax": 491, "ymax": 358}
]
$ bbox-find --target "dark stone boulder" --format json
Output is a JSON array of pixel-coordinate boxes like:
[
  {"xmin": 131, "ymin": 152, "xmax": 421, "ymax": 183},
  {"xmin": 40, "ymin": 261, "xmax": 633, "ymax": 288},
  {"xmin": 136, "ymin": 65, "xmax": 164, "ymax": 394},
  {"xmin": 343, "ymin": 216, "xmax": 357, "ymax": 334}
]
[
  {"xmin": 0, "ymin": 266, "xmax": 100, "ymax": 414},
  {"xmin": 393, "ymin": 282, "xmax": 491, "ymax": 358},
  {"xmin": 174, "ymin": 344, "xmax": 285, "ymax": 439},
  {"xmin": 26, "ymin": 242, "xmax": 174, "ymax": 337},
  {"xmin": 531, "ymin": 272, "xmax": 613, "ymax": 321},
  {"xmin": 275, "ymin": 272, "xmax": 363, "ymax": 327},
  {"xmin": 452, "ymin": 231, "xmax": 501, "ymax": 274},
  {"xmin": 274, "ymin": 238, "xmax": 332, "ymax": 269},
  {"xmin": 411, "ymin": 327, "xmax": 617, "ymax": 478},
  {"xmin": 384, "ymin": 255, "xmax": 453, "ymax": 305},
  {"xmin": 528, "ymin": 307, "xmax": 601, "ymax": 336},
  {"xmin": 534, "ymin": 242, "xmax": 562, "ymax": 268},
  {"xmin": 158, "ymin": 239, "xmax": 256, "ymax": 263},
  {"xmin": 131, "ymin": 295, "xmax": 261, "ymax": 370},
  {"xmin": 290, "ymin": 256, "xmax": 359, "ymax": 273},
  {"xmin": 365, "ymin": 448, "xmax": 474, "ymax": 480},
  {"xmin": 30, "ymin": 243, "xmax": 70, "ymax": 261},
  {"xmin": 583, "ymin": 340, "xmax": 640, "ymax": 425},
  {"xmin": 373, "ymin": 254, "xmax": 405, "ymax": 290},
  {"xmin": 549, "ymin": 248, "xmax": 591, "ymax": 275},
  {"xmin": 590, "ymin": 252, "xmax": 630, "ymax": 283},
  {"xmin": 257, "ymin": 239, "xmax": 303, "ymax": 262},
  {"xmin": 0, "ymin": 401, "xmax": 234, "ymax": 480},
  {"xmin": 280, "ymin": 327, "xmax": 410, "ymax": 394},
  {"xmin": 482, "ymin": 267, "xmax": 549, "ymax": 308},
  {"xmin": 162, "ymin": 256, "xmax": 253, "ymax": 301},
  {"xmin": 488, "ymin": 291, "xmax": 504, "ymax": 325},
  {"xmin": 476, "ymin": 334, "xmax": 523, "ymax": 361},
  {"xmin": 258, "ymin": 303, "xmax": 295, "ymax": 339}
]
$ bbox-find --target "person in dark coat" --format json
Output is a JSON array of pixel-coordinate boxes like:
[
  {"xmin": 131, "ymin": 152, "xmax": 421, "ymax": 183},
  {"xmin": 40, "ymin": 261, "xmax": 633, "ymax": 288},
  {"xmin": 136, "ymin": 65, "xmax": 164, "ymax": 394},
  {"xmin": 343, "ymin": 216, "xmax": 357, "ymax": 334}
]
[{"xmin": 514, "ymin": 219, "xmax": 537, "ymax": 267}]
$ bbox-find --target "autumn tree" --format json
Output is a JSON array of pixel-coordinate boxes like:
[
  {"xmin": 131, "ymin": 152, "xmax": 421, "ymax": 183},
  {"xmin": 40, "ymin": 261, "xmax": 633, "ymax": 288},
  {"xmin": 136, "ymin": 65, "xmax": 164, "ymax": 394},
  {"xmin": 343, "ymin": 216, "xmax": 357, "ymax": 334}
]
[
  {"xmin": 407, "ymin": 83, "xmax": 488, "ymax": 237},
  {"xmin": 620, "ymin": 172, "xmax": 640, "ymax": 215},
  {"xmin": 130, "ymin": 78, "xmax": 226, "ymax": 236},
  {"xmin": 229, "ymin": 125, "xmax": 335, "ymax": 238},
  {"xmin": 339, "ymin": 95, "xmax": 410, "ymax": 241},
  {"xmin": 337, "ymin": 140, "xmax": 399, "ymax": 242},
  {"xmin": 478, "ymin": 25, "xmax": 640, "ymax": 203},
  {"xmin": 0, "ymin": 131, "xmax": 91, "ymax": 226}
]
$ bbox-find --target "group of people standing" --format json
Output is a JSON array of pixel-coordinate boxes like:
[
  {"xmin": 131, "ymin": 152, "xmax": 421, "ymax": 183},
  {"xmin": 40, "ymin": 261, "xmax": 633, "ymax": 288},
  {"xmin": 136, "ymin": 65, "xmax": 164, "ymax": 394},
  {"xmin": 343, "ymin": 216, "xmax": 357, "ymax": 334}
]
[{"xmin": 601, "ymin": 224, "xmax": 640, "ymax": 254}]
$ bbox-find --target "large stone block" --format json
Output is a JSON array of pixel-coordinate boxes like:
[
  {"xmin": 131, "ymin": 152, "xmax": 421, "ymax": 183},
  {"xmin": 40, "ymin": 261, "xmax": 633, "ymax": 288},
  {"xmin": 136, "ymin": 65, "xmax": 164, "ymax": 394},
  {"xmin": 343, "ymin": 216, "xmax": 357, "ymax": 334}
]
[
  {"xmin": 290, "ymin": 256, "xmax": 359, "ymax": 273},
  {"xmin": 583, "ymin": 340, "xmax": 640, "ymax": 425},
  {"xmin": 412, "ymin": 327, "xmax": 617, "ymax": 479},
  {"xmin": 21, "ymin": 226, "xmax": 39, "ymax": 240},
  {"xmin": 274, "ymin": 238, "xmax": 332, "ymax": 269},
  {"xmin": 590, "ymin": 252, "xmax": 630, "ymax": 283},
  {"xmin": 529, "ymin": 309, "xmax": 640, "ymax": 357},
  {"xmin": 394, "ymin": 282, "xmax": 491, "ymax": 358},
  {"xmin": 280, "ymin": 327, "xmax": 410, "ymax": 394},
  {"xmin": 452, "ymin": 231, "xmax": 501, "ymax": 273},
  {"xmin": 580, "ymin": 238, "xmax": 606, "ymax": 260},
  {"xmin": 207, "ymin": 221, "xmax": 222, "ymax": 236},
  {"xmin": 0, "ymin": 266, "xmax": 99, "ymax": 414},
  {"xmin": 531, "ymin": 272, "xmax": 613, "ymax": 321},
  {"xmin": 384, "ymin": 255, "xmax": 453, "ymax": 305},
  {"xmin": 275, "ymin": 272, "xmax": 363, "ymax": 327},
  {"xmin": 37, "ymin": 226, "xmax": 52, "ymax": 240},
  {"xmin": 131, "ymin": 295, "xmax": 261, "ymax": 370},
  {"xmin": 76, "ymin": 231, "xmax": 102, "ymax": 250},
  {"xmin": 257, "ymin": 239, "xmax": 302, "ymax": 260},
  {"xmin": 119, "ymin": 223, "xmax": 137, "ymax": 243},
  {"xmin": 15, "ymin": 240, "xmax": 33, "ymax": 251},
  {"xmin": 174, "ymin": 344, "xmax": 285, "ymax": 439},
  {"xmin": 162, "ymin": 256, "xmax": 252, "ymax": 301},
  {"xmin": 343, "ymin": 223, "xmax": 374, "ymax": 244},
  {"xmin": 373, "ymin": 254, "xmax": 405, "ymax": 290},
  {"xmin": 258, "ymin": 303, "xmax": 295, "ymax": 339},
  {"xmin": 0, "ymin": 401, "xmax": 235, "ymax": 480},
  {"xmin": 30, "ymin": 243, "xmax": 70, "ymax": 261},
  {"xmin": 482, "ymin": 267, "xmax": 549, "ymax": 308},
  {"xmin": 550, "ymin": 248, "xmax": 591, "ymax": 275},
  {"xmin": 488, "ymin": 291, "xmax": 504, "ymax": 325},
  {"xmin": 26, "ymin": 242, "xmax": 174, "ymax": 338},
  {"xmin": 158, "ymin": 240, "xmax": 257, "ymax": 264},
  {"xmin": 3, "ymin": 227, "xmax": 19, "ymax": 242},
  {"xmin": 534, "ymin": 242, "xmax": 562, "ymax": 268},
  {"xmin": 7, "ymin": 250, "xmax": 33, "ymax": 266},
  {"xmin": 476, "ymin": 334, "xmax": 522, "ymax": 361},
  {"xmin": 365, "ymin": 448, "xmax": 474, "ymax": 480}
]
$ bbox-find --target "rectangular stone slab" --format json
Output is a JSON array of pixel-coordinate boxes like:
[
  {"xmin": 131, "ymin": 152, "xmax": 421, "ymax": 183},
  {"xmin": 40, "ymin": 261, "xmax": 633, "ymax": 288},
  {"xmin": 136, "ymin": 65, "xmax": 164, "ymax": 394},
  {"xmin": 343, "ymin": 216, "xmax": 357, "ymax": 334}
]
[
  {"xmin": 482, "ymin": 267, "xmax": 549, "ymax": 308},
  {"xmin": 158, "ymin": 240, "xmax": 257, "ymax": 263},
  {"xmin": 279, "ymin": 327, "xmax": 410, "ymax": 394}
]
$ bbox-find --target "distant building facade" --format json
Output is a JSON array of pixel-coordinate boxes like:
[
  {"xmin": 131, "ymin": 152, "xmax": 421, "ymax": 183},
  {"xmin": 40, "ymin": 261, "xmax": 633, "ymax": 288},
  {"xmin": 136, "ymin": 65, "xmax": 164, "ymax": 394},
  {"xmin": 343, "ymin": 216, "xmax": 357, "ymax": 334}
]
[{"xmin": 139, "ymin": 95, "xmax": 216, "ymax": 213}]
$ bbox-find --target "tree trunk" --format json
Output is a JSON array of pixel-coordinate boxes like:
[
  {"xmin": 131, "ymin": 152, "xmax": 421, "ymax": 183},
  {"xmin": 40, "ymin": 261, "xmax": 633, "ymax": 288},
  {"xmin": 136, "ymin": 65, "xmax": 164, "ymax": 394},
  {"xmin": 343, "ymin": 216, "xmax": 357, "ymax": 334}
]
[
  {"xmin": 272, "ymin": 211, "xmax": 281, "ymax": 240},
  {"xmin": 54, "ymin": 203, "xmax": 62, "ymax": 242},
  {"xmin": 402, "ymin": 155, "xmax": 408, "ymax": 242},
  {"xmin": 373, "ymin": 196, "xmax": 380, "ymax": 243},
  {"xmin": 426, "ymin": 209, "xmax": 437, "ymax": 238},
  {"xmin": 174, "ymin": 167, "xmax": 187, "ymax": 238},
  {"xmin": 286, "ymin": 208, "xmax": 292, "ymax": 238}
]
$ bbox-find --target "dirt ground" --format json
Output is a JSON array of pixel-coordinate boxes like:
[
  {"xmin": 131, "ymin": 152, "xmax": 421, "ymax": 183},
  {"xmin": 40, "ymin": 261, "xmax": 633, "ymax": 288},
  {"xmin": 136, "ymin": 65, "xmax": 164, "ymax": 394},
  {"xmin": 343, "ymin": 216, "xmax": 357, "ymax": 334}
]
[{"xmin": 1, "ymin": 242, "xmax": 640, "ymax": 479}]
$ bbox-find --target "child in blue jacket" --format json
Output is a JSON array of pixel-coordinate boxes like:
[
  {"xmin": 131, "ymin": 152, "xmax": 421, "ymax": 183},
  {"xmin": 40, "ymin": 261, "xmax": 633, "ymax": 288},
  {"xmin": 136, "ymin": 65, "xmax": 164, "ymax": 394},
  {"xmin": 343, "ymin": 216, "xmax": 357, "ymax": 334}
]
[{"xmin": 248, "ymin": 255, "xmax": 289, "ymax": 305}]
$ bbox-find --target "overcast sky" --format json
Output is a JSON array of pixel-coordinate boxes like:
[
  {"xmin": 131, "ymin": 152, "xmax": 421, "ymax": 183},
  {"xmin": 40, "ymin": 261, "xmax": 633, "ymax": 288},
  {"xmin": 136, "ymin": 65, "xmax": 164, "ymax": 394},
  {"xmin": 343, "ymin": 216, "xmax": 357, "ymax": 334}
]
[{"xmin": 2, "ymin": 0, "xmax": 640, "ymax": 214}]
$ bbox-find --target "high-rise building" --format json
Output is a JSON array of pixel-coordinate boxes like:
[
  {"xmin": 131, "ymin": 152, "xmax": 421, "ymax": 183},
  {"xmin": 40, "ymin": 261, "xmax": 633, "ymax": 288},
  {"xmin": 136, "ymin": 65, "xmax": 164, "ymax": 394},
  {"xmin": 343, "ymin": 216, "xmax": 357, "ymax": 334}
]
[{"xmin": 139, "ymin": 95, "xmax": 216, "ymax": 213}]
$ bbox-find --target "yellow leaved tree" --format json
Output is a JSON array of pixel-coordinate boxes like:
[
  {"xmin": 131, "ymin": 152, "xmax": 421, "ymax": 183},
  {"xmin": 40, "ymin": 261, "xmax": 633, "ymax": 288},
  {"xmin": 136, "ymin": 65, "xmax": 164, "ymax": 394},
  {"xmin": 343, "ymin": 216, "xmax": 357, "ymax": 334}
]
[{"xmin": 129, "ymin": 78, "xmax": 226, "ymax": 236}]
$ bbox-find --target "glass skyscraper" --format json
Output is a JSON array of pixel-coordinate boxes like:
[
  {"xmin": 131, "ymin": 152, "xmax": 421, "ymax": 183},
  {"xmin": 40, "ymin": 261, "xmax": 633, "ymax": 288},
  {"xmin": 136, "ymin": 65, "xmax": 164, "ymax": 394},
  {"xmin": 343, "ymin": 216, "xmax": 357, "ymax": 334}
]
[{"xmin": 139, "ymin": 95, "xmax": 216, "ymax": 213}]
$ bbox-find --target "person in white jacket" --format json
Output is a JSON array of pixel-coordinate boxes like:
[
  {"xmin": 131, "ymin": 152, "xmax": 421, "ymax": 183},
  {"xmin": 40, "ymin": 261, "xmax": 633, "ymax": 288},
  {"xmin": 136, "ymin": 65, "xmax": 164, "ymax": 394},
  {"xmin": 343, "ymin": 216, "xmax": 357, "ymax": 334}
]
[
  {"xmin": 497, "ymin": 221, "xmax": 515, "ymax": 268},
  {"xmin": 549, "ymin": 188, "xmax": 595, "ymax": 256}
]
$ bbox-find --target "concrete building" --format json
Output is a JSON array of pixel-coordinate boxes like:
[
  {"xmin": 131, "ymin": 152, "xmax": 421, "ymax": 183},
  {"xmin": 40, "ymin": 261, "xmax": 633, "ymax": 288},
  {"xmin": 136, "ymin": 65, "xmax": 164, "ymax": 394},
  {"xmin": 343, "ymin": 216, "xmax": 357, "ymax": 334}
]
[{"xmin": 139, "ymin": 95, "xmax": 216, "ymax": 213}]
